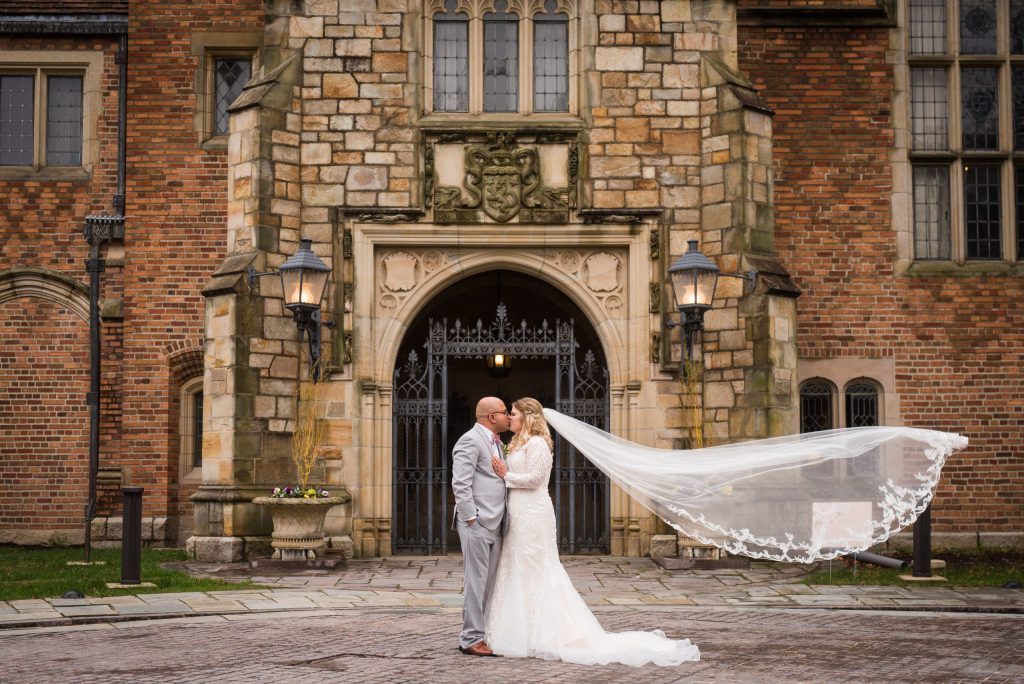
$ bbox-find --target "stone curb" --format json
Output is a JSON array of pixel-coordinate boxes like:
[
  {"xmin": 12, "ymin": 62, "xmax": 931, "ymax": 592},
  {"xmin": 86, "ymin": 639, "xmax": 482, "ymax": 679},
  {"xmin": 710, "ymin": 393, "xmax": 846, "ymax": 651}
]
[{"xmin": 2, "ymin": 595, "xmax": 1021, "ymax": 631}]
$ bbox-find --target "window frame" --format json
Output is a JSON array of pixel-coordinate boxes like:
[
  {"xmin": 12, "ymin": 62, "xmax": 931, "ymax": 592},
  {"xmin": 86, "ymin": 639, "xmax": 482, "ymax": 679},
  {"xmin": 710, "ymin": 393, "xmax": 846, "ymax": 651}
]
[
  {"xmin": 422, "ymin": 0, "xmax": 579, "ymax": 120},
  {"xmin": 904, "ymin": 0, "xmax": 1023, "ymax": 267},
  {"xmin": 190, "ymin": 32, "xmax": 261, "ymax": 149},
  {"xmin": 178, "ymin": 376, "xmax": 204, "ymax": 484},
  {"xmin": 0, "ymin": 50, "xmax": 102, "ymax": 179},
  {"xmin": 799, "ymin": 376, "xmax": 885, "ymax": 434}
]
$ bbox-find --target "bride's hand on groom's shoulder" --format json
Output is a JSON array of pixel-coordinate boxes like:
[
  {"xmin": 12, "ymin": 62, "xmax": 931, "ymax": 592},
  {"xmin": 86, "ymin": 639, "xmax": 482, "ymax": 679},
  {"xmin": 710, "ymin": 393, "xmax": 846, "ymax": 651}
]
[{"xmin": 491, "ymin": 455, "xmax": 507, "ymax": 479}]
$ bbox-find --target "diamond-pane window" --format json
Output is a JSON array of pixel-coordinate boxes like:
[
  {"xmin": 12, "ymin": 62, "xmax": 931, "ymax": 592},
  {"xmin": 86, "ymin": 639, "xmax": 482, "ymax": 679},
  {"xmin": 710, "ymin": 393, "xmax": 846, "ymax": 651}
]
[
  {"xmin": 0, "ymin": 75, "xmax": 34, "ymax": 166},
  {"xmin": 214, "ymin": 58, "xmax": 251, "ymax": 136},
  {"xmin": 46, "ymin": 75, "xmax": 82, "ymax": 165}
]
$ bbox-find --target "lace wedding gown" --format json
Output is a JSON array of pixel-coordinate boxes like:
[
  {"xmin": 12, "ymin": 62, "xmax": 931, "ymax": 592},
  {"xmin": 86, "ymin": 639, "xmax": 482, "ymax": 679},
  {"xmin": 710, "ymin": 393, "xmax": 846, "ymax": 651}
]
[{"xmin": 485, "ymin": 435, "xmax": 700, "ymax": 666}]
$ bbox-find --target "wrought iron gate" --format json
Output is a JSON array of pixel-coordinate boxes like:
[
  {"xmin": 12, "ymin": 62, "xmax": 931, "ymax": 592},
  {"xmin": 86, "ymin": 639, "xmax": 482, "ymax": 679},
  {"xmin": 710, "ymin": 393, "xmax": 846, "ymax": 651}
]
[{"xmin": 393, "ymin": 304, "xmax": 609, "ymax": 554}]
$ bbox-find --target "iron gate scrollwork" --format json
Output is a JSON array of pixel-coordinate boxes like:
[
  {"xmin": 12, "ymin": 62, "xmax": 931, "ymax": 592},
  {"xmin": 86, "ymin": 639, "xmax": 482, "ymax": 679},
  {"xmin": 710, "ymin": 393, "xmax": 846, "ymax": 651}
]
[{"xmin": 393, "ymin": 304, "xmax": 609, "ymax": 554}]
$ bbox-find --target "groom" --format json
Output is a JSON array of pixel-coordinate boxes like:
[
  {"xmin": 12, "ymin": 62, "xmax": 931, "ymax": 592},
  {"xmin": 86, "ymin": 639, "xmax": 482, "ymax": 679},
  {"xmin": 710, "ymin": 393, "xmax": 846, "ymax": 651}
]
[{"xmin": 451, "ymin": 396, "xmax": 509, "ymax": 657}]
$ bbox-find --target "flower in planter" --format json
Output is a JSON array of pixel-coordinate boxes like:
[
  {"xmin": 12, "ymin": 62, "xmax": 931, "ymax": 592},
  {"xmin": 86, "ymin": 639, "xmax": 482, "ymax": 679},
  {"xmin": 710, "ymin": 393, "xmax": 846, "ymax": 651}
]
[{"xmin": 270, "ymin": 485, "xmax": 330, "ymax": 499}]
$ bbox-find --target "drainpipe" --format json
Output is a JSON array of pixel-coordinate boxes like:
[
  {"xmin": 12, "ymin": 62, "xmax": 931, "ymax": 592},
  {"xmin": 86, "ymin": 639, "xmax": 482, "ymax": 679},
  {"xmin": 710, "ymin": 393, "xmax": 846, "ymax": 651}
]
[{"xmin": 82, "ymin": 31, "xmax": 128, "ymax": 563}]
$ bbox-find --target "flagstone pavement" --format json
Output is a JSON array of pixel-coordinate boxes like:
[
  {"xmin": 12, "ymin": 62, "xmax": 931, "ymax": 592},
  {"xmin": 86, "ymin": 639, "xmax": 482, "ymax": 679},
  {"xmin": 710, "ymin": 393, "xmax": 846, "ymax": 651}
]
[
  {"xmin": 1, "ymin": 555, "xmax": 1021, "ymax": 629},
  {"xmin": 2, "ymin": 557, "xmax": 1022, "ymax": 683}
]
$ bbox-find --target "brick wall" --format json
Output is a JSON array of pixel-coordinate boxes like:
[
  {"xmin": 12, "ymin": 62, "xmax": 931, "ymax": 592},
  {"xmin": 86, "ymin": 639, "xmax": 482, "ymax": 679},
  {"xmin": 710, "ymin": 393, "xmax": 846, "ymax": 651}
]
[
  {"xmin": 740, "ymin": 24, "xmax": 1024, "ymax": 535},
  {"xmin": 120, "ymin": 0, "xmax": 263, "ymax": 537},
  {"xmin": 0, "ymin": 33, "xmax": 121, "ymax": 541},
  {"xmin": 0, "ymin": 299, "xmax": 90, "ymax": 541}
]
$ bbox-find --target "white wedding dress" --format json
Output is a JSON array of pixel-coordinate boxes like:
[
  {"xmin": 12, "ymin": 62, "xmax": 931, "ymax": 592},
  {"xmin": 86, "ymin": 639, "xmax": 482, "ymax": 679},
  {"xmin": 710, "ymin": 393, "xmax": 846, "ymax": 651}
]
[{"xmin": 485, "ymin": 435, "xmax": 700, "ymax": 666}]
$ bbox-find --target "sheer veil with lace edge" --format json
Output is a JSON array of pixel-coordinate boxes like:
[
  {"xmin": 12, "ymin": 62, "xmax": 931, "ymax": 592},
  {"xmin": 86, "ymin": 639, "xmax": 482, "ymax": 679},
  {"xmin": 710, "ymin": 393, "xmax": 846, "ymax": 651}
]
[{"xmin": 542, "ymin": 409, "xmax": 969, "ymax": 563}]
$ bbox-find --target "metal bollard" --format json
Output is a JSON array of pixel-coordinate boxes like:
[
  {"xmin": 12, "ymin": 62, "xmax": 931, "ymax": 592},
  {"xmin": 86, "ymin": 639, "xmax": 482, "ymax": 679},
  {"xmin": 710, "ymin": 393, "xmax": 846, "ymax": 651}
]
[
  {"xmin": 912, "ymin": 504, "xmax": 932, "ymax": 577},
  {"xmin": 120, "ymin": 487, "xmax": 144, "ymax": 585}
]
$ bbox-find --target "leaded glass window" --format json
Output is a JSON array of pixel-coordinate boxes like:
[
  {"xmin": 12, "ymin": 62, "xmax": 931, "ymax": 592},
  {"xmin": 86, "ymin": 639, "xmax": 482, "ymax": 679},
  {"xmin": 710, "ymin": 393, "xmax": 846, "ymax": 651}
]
[
  {"xmin": 214, "ymin": 58, "xmax": 251, "ymax": 136},
  {"xmin": 800, "ymin": 381, "xmax": 834, "ymax": 433},
  {"xmin": 961, "ymin": 0, "xmax": 998, "ymax": 54},
  {"xmin": 483, "ymin": 1, "xmax": 519, "ymax": 112},
  {"xmin": 965, "ymin": 163, "xmax": 1003, "ymax": 258},
  {"xmin": 844, "ymin": 383, "xmax": 879, "ymax": 428},
  {"xmin": 534, "ymin": 1, "xmax": 569, "ymax": 113},
  {"xmin": 192, "ymin": 390, "xmax": 204, "ymax": 468},
  {"xmin": 433, "ymin": 0, "xmax": 469, "ymax": 112},
  {"xmin": 0, "ymin": 71, "xmax": 84, "ymax": 167},
  {"xmin": 427, "ymin": 0, "xmax": 576, "ymax": 115},
  {"xmin": 961, "ymin": 68, "xmax": 998, "ymax": 150},
  {"xmin": 845, "ymin": 382, "xmax": 879, "ymax": 475},
  {"xmin": 46, "ymin": 76, "xmax": 82, "ymax": 165},
  {"xmin": 1018, "ymin": 166, "xmax": 1024, "ymax": 256},
  {"xmin": 911, "ymin": 68, "xmax": 948, "ymax": 150},
  {"xmin": 1014, "ymin": 0, "xmax": 1024, "ymax": 52},
  {"xmin": 1014, "ymin": 67, "xmax": 1024, "ymax": 149},
  {"xmin": 913, "ymin": 165, "xmax": 952, "ymax": 259},
  {"xmin": 0, "ymin": 75, "xmax": 34, "ymax": 165},
  {"xmin": 911, "ymin": 0, "xmax": 947, "ymax": 55},
  {"xmin": 907, "ymin": 0, "xmax": 1024, "ymax": 263}
]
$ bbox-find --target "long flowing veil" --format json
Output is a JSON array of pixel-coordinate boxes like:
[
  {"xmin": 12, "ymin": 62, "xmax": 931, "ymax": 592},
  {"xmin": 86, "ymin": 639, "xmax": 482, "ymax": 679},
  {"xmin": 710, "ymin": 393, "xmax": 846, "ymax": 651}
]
[{"xmin": 542, "ymin": 409, "xmax": 968, "ymax": 563}]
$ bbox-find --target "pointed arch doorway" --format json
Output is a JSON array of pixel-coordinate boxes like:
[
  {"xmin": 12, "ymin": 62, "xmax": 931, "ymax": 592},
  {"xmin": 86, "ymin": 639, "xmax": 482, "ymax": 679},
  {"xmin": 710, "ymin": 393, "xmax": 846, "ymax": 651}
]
[{"xmin": 392, "ymin": 270, "xmax": 610, "ymax": 555}]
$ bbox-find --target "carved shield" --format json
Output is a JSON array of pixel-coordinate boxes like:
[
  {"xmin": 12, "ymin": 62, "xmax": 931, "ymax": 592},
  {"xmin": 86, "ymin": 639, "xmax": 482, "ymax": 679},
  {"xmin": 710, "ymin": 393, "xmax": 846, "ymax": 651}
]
[
  {"xmin": 482, "ymin": 165, "xmax": 521, "ymax": 222},
  {"xmin": 383, "ymin": 252, "xmax": 419, "ymax": 292}
]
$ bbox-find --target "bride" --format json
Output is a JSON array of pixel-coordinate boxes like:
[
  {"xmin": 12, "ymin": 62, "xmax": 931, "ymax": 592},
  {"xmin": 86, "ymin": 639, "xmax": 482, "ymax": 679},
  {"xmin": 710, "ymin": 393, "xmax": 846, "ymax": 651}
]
[
  {"xmin": 482, "ymin": 396, "xmax": 968, "ymax": 665},
  {"xmin": 485, "ymin": 397, "xmax": 701, "ymax": 666}
]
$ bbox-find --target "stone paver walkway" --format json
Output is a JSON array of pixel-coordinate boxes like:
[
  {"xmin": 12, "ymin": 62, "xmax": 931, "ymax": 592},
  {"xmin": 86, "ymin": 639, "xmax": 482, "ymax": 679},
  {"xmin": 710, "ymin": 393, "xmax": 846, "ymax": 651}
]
[{"xmin": 1, "ymin": 556, "xmax": 1021, "ymax": 630}]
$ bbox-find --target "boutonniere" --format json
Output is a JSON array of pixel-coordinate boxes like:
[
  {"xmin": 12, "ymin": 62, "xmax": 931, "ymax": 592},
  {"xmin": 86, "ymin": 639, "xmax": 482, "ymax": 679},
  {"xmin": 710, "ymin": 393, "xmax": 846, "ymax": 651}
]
[{"xmin": 503, "ymin": 443, "xmax": 511, "ymax": 456}]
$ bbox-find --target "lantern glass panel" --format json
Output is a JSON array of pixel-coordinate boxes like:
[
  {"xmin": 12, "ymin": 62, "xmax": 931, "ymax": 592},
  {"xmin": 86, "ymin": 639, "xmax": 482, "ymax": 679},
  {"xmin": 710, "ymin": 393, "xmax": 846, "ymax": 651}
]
[{"xmin": 280, "ymin": 268, "xmax": 328, "ymax": 308}]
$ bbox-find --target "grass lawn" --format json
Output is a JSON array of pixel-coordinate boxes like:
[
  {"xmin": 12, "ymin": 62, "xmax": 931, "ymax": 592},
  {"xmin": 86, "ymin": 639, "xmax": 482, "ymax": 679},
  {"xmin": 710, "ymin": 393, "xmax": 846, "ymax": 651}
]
[
  {"xmin": 0, "ymin": 545, "xmax": 263, "ymax": 602},
  {"xmin": 803, "ymin": 549, "xmax": 1024, "ymax": 587}
]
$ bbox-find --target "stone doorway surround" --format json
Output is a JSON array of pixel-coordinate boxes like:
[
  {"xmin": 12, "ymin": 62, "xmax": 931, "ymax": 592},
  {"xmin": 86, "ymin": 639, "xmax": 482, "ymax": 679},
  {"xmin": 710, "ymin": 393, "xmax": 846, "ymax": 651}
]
[{"xmin": 349, "ymin": 221, "xmax": 669, "ymax": 558}]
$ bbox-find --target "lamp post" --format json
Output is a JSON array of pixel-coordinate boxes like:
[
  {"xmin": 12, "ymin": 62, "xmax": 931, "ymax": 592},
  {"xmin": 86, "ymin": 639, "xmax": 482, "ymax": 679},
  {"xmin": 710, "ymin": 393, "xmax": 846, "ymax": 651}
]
[{"xmin": 250, "ymin": 239, "xmax": 333, "ymax": 381}]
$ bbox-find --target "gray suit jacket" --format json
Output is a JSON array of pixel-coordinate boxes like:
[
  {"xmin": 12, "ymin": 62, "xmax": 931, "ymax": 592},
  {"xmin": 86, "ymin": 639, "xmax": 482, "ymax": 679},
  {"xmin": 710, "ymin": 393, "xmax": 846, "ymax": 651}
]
[{"xmin": 451, "ymin": 425, "xmax": 507, "ymax": 531}]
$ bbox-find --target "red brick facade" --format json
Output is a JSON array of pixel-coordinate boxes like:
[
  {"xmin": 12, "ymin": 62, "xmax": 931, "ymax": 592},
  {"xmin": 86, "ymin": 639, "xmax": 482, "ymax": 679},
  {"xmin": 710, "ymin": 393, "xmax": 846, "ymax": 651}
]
[
  {"xmin": 0, "ymin": 1, "xmax": 261, "ymax": 544},
  {"xmin": 740, "ymin": 19, "xmax": 1024, "ymax": 537},
  {"xmin": 1, "ymin": 0, "xmax": 1020, "ymax": 549}
]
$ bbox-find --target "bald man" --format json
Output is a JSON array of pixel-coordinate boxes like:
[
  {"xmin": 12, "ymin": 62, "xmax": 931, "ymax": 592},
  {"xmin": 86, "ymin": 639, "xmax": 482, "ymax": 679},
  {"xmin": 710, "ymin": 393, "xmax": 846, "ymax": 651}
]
[{"xmin": 451, "ymin": 396, "xmax": 509, "ymax": 656}]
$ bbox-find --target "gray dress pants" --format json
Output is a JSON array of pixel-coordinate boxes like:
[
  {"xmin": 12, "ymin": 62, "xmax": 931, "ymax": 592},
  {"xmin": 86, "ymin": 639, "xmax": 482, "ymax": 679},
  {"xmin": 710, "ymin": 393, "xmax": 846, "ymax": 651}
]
[{"xmin": 457, "ymin": 519, "xmax": 503, "ymax": 648}]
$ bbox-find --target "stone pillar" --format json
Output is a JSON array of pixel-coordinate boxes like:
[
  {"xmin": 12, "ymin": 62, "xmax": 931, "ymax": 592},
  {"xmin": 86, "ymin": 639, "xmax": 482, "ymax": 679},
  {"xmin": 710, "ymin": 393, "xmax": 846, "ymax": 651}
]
[
  {"xmin": 697, "ymin": 52, "xmax": 801, "ymax": 442},
  {"xmin": 188, "ymin": 1, "xmax": 308, "ymax": 562}
]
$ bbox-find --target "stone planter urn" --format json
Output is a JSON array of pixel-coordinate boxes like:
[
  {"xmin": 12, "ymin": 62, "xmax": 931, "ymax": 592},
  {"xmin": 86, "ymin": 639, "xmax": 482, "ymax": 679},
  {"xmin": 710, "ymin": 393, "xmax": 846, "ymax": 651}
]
[{"xmin": 252, "ymin": 495, "xmax": 350, "ymax": 560}]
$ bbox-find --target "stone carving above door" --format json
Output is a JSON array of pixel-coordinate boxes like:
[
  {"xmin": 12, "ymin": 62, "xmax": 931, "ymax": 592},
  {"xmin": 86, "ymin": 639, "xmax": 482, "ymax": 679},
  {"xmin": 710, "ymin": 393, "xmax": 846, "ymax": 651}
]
[
  {"xmin": 375, "ymin": 248, "xmax": 627, "ymax": 318},
  {"xmin": 426, "ymin": 130, "xmax": 577, "ymax": 225}
]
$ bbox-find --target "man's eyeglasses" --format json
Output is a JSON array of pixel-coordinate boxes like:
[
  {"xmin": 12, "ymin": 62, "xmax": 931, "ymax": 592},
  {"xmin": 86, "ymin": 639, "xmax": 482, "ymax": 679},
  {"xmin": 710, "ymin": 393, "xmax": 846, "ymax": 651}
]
[{"xmin": 487, "ymin": 410, "xmax": 510, "ymax": 419}]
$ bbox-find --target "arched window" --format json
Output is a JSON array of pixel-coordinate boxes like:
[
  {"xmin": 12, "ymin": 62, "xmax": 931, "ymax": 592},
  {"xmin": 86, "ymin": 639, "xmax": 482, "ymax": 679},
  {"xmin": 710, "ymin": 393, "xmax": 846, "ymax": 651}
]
[
  {"xmin": 800, "ymin": 380, "xmax": 834, "ymax": 433},
  {"xmin": 845, "ymin": 381, "xmax": 879, "ymax": 428},
  {"xmin": 179, "ymin": 376, "xmax": 204, "ymax": 481},
  {"xmin": 845, "ymin": 380, "xmax": 880, "ymax": 475}
]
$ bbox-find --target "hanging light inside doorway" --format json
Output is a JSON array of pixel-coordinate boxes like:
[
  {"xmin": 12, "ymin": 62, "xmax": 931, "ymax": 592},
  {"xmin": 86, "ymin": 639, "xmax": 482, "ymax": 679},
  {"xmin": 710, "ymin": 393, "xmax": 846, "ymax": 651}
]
[
  {"xmin": 486, "ymin": 351, "xmax": 511, "ymax": 378},
  {"xmin": 486, "ymin": 272, "xmax": 512, "ymax": 378}
]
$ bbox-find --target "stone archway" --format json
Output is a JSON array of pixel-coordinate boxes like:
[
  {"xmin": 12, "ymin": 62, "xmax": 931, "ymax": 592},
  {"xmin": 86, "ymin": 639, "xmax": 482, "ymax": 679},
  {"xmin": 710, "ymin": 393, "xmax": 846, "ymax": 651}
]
[
  {"xmin": 347, "ymin": 221, "xmax": 661, "ymax": 558},
  {"xmin": 391, "ymin": 270, "xmax": 610, "ymax": 554}
]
